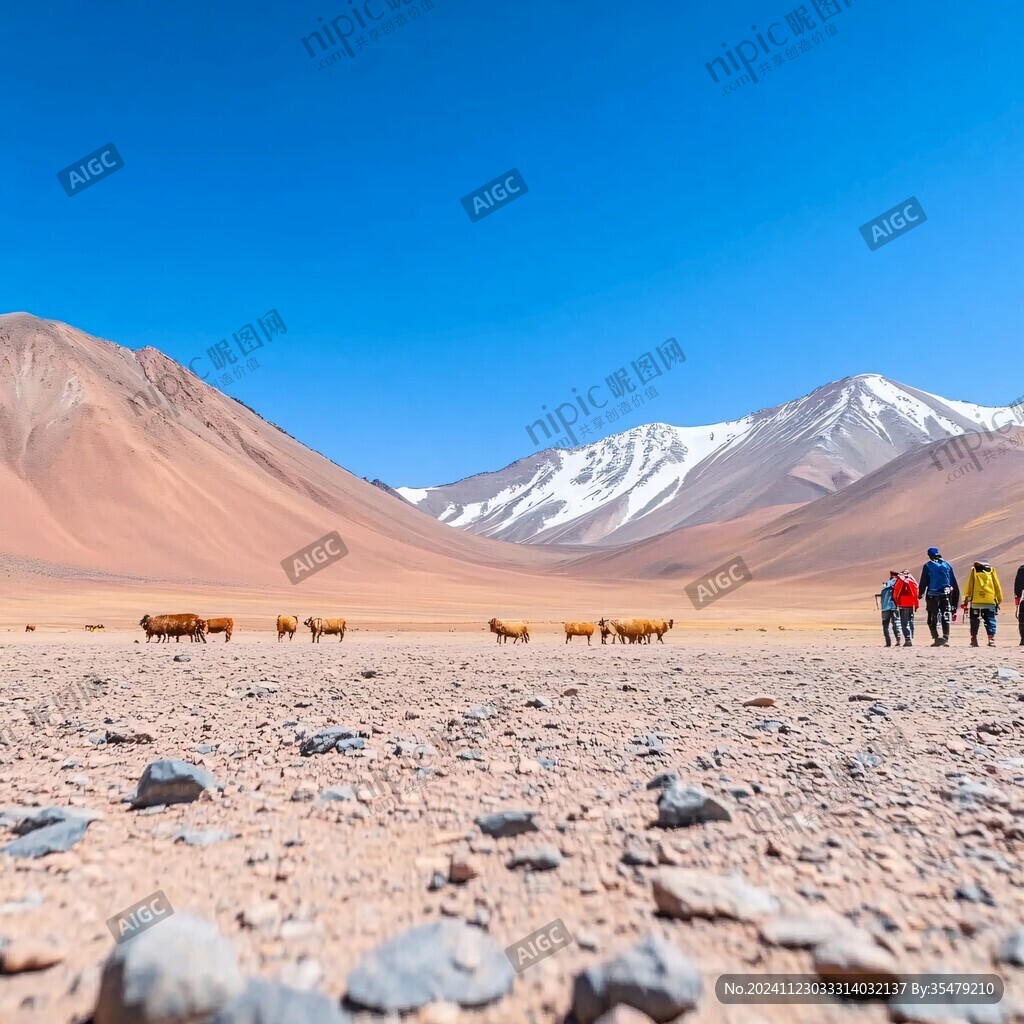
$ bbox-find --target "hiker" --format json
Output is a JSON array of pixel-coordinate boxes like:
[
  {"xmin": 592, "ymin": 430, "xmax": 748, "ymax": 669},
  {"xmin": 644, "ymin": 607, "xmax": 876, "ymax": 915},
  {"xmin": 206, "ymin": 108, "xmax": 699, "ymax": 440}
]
[
  {"xmin": 1016, "ymin": 563, "xmax": 1024, "ymax": 647},
  {"xmin": 919, "ymin": 547, "xmax": 960, "ymax": 647},
  {"xmin": 892, "ymin": 568, "xmax": 919, "ymax": 647},
  {"xmin": 962, "ymin": 558, "xmax": 1003, "ymax": 647},
  {"xmin": 879, "ymin": 572, "xmax": 901, "ymax": 647}
]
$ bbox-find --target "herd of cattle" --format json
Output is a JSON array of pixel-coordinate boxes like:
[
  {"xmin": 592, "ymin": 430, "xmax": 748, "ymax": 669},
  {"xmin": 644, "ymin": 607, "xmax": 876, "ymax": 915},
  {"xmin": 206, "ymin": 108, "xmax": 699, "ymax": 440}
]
[
  {"xmin": 22, "ymin": 615, "xmax": 674, "ymax": 645},
  {"xmin": 489, "ymin": 617, "xmax": 674, "ymax": 645}
]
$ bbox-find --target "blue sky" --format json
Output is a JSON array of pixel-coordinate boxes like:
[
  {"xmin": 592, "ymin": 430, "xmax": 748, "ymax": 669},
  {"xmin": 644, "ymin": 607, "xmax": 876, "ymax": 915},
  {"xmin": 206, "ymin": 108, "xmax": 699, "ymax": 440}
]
[{"xmin": 2, "ymin": 0, "xmax": 1021, "ymax": 485}]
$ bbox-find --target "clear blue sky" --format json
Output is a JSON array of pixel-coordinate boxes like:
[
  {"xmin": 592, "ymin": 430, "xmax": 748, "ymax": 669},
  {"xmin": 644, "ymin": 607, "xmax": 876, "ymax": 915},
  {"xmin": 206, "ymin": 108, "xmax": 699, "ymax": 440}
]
[{"xmin": 2, "ymin": 0, "xmax": 1021, "ymax": 485}]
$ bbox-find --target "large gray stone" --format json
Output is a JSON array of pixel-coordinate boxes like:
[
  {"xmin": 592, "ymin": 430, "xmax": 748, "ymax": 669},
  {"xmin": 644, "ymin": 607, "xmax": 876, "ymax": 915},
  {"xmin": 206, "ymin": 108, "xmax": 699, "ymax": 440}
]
[
  {"xmin": 652, "ymin": 868, "xmax": 779, "ymax": 922},
  {"xmin": 299, "ymin": 727, "xmax": 361, "ymax": 757},
  {"xmin": 345, "ymin": 919, "xmax": 514, "ymax": 1012},
  {"xmin": 4, "ymin": 818, "xmax": 92, "ymax": 859},
  {"xmin": 995, "ymin": 927, "xmax": 1024, "ymax": 967},
  {"xmin": 94, "ymin": 913, "xmax": 244, "ymax": 1024},
  {"xmin": 129, "ymin": 760, "xmax": 218, "ymax": 809},
  {"xmin": 11, "ymin": 806, "xmax": 101, "ymax": 835},
  {"xmin": 211, "ymin": 979, "xmax": 352, "ymax": 1023},
  {"xmin": 572, "ymin": 934, "xmax": 702, "ymax": 1024},
  {"xmin": 656, "ymin": 784, "xmax": 733, "ymax": 828},
  {"xmin": 476, "ymin": 810, "xmax": 539, "ymax": 838}
]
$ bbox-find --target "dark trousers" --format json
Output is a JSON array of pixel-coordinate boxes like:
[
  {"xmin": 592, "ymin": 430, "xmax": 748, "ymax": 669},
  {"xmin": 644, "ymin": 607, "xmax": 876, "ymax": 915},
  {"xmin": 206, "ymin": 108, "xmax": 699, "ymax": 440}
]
[
  {"xmin": 926, "ymin": 593, "xmax": 952, "ymax": 639},
  {"xmin": 970, "ymin": 607, "xmax": 997, "ymax": 638},
  {"xmin": 882, "ymin": 610, "xmax": 900, "ymax": 644},
  {"xmin": 897, "ymin": 607, "xmax": 915, "ymax": 641},
  {"xmin": 1018, "ymin": 605, "xmax": 1024, "ymax": 643}
]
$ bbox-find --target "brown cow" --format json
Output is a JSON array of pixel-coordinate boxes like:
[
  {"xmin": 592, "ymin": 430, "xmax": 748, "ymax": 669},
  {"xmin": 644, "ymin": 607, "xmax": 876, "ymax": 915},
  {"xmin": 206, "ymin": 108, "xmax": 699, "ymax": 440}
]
[
  {"xmin": 276, "ymin": 615, "xmax": 298, "ymax": 641},
  {"xmin": 488, "ymin": 618, "xmax": 530, "ymax": 644},
  {"xmin": 304, "ymin": 616, "xmax": 346, "ymax": 642},
  {"xmin": 203, "ymin": 617, "xmax": 233, "ymax": 642},
  {"xmin": 648, "ymin": 618, "xmax": 674, "ymax": 643},
  {"xmin": 139, "ymin": 613, "xmax": 203, "ymax": 643},
  {"xmin": 24, "ymin": 624, "xmax": 36, "ymax": 632},
  {"xmin": 564, "ymin": 621, "xmax": 596, "ymax": 645}
]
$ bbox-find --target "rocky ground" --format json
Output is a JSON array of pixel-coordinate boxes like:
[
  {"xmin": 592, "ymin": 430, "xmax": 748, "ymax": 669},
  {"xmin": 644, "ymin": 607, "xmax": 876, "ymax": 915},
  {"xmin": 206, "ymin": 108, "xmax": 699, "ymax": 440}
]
[{"xmin": 0, "ymin": 629, "xmax": 1022, "ymax": 1023}]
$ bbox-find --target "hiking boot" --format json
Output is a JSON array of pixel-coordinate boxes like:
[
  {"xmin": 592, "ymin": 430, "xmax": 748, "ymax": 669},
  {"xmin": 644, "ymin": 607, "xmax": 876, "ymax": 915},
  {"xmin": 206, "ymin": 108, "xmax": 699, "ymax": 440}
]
[
  {"xmin": 903, "ymin": 639, "xmax": 912, "ymax": 647},
  {"xmin": 885, "ymin": 641, "xmax": 892, "ymax": 647},
  {"xmin": 988, "ymin": 637, "xmax": 996, "ymax": 647},
  {"xmin": 970, "ymin": 636, "xmax": 979, "ymax": 647},
  {"xmin": 931, "ymin": 638, "xmax": 945, "ymax": 647}
]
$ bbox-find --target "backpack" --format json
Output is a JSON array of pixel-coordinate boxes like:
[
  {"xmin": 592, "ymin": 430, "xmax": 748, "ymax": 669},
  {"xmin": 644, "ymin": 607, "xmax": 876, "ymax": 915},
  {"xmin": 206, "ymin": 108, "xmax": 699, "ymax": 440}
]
[{"xmin": 893, "ymin": 573, "xmax": 918, "ymax": 606}]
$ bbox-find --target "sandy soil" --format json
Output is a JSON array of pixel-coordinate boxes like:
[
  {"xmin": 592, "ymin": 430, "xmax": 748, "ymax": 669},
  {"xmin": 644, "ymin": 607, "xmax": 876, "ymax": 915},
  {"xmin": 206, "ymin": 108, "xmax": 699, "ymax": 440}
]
[{"xmin": 1, "ymin": 632, "xmax": 1022, "ymax": 1023}]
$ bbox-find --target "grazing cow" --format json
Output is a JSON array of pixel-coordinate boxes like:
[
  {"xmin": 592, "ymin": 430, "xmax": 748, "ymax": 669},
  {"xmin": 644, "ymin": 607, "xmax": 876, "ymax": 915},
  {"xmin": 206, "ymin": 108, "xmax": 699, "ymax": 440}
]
[
  {"xmin": 488, "ymin": 618, "xmax": 530, "ymax": 644},
  {"xmin": 304, "ymin": 616, "xmax": 346, "ymax": 642},
  {"xmin": 649, "ymin": 618, "xmax": 674, "ymax": 643},
  {"xmin": 24, "ymin": 624, "xmax": 36, "ymax": 632},
  {"xmin": 203, "ymin": 617, "xmax": 234, "ymax": 642},
  {"xmin": 139, "ymin": 613, "xmax": 204, "ymax": 643},
  {"xmin": 564, "ymin": 621, "xmax": 596, "ymax": 645},
  {"xmin": 276, "ymin": 615, "xmax": 298, "ymax": 641},
  {"xmin": 610, "ymin": 618, "xmax": 648, "ymax": 644}
]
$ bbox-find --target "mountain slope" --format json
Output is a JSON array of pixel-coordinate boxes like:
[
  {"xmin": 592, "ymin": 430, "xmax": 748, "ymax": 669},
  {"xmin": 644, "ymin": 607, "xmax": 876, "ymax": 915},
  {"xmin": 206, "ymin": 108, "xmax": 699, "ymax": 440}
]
[
  {"xmin": 398, "ymin": 375, "xmax": 1012, "ymax": 545},
  {"xmin": 0, "ymin": 313, "xmax": 579, "ymax": 614}
]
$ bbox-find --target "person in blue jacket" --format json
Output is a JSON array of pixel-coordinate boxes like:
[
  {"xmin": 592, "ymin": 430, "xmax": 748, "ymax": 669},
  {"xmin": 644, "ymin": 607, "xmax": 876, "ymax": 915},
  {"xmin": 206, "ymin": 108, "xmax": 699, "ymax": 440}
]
[
  {"xmin": 878, "ymin": 571, "xmax": 901, "ymax": 647},
  {"xmin": 919, "ymin": 546, "xmax": 960, "ymax": 647}
]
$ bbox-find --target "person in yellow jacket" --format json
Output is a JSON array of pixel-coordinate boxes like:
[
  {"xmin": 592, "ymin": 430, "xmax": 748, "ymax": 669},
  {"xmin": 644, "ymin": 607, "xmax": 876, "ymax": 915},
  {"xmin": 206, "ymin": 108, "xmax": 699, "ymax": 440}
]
[{"xmin": 961, "ymin": 558, "xmax": 1003, "ymax": 647}]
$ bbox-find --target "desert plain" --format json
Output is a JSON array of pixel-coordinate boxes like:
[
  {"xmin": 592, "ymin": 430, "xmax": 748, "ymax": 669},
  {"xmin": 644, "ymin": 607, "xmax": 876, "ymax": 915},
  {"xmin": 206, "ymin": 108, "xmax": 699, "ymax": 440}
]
[{"xmin": 1, "ymin": 626, "xmax": 1022, "ymax": 1024}]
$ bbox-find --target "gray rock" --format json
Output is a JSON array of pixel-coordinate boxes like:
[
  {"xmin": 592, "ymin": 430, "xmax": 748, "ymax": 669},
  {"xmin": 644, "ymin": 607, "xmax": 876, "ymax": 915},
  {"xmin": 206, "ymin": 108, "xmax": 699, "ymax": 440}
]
[
  {"xmin": 995, "ymin": 667, "xmax": 1021, "ymax": 682},
  {"xmin": 174, "ymin": 829, "xmax": 238, "ymax": 847},
  {"xmin": 759, "ymin": 913, "xmax": 855, "ymax": 949},
  {"xmin": 507, "ymin": 846, "xmax": 562, "ymax": 871},
  {"xmin": 955, "ymin": 884, "xmax": 995, "ymax": 906},
  {"xmin": 196, "ymin": 743, "xmax": 219, "ymax": 754},
  {"xmin": 319, "ymin": 786, "xmax": 357, "ymax": 802},
  {"xmin": 652, "ymin": 868, "xmax": 779, "ymax": 922},
  {"xmin": 463, "ymin": 704, "xmax": 498, "ymax": 720},
  {"xmin": 299, "ymin": 727, "xmax": 360, "ymax": 756},
  {"xmin": 93, "ymin": 914, "xmax": 244, "ymax": 1024},
  {"xmin": 646, "ymin": 772, "xmax": 678, "ymax": 791},
  {"xmin": 813, "ymin": 931, "xmax": 898, "ymax": 981},
  {"xmin": 945, "ymin": 781, "xmax": 1009, "ymax": 808},
  {"xmin": 656, "ymin": 784, "xmax": 733, "ymax": 828},
  {"xmin": 476, "ymin": 810, "xmax": 539, "ymax": 838},
  {"xmin": 526, "ymin": 696, "xmax": 551, "ymax": 708},
  {"xmin": 4, "ymin": 817, "xmax": 92, "ymax": 858},
  {"xmin": 335, "ymin": 737, "xmax": 365, "ymax": 752},
  {"xmin": 345, "ymin": 919, "xmax": 514, "ymax": 1012},
  {"xmin": 889, "ymin": 1001, "xmax": 1006, "ymax": 1023},
  {"xmin": 11, "ymin": 806, "xmax": 101, "ymax": 836},
  {"xmin": 995, "ymin": 928, "xmax": 1024, "ymax": 966},
  {"xmin": 129, "ymin": 759, "xmax": 218, "ymax": 809},
  {"xmin": 457, "ymin": 749, "xmax": 485, "ymax": 761},
  {"xmin": 173, "ymin": 654, "xmax": 190, "ymax": 662},
  {"xmin": 572, "ymin": 934, "xmax": 702, "ymax": 1024},
  {"xmin": 211, "ymin": 979, "xmax": 352, "ymax": 1023},
  {"xmin": 752, "ymin": 719, "xmax": 786, "ymax": 733}
]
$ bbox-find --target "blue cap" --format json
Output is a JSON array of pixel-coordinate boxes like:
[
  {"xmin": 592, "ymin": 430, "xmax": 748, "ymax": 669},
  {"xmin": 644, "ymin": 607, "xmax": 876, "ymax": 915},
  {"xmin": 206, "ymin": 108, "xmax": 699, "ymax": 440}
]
[{"xmin": 927, "ymin": 547, "xmax": 940, "ymax": 557}]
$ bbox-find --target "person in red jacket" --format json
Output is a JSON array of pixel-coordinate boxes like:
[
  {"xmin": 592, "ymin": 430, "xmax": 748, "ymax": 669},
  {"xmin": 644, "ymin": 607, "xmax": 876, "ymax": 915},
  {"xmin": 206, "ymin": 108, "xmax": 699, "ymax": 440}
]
[{"xmin": 892, "ymin": 569, "xmax": 919, "ymax": 648}]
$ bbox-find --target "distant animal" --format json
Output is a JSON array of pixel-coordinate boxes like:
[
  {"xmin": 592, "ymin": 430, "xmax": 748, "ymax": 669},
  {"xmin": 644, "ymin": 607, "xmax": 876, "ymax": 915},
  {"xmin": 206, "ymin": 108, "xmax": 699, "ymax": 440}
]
[
  {"xmin": 24, "ymin": 624, "xmax": 36, "ymax": 632},
  {"xmin": 85, "ymin": 624, "xmax": 105, "ymax": 633},
  {"xmin": 610, "ymin": 618, "xmax": 648, "ymax": 644},
  {"xmin": 488, "ymin": 618, "xmax": 530, "ymax": 644},
  {"xmin": 276, "ymin": 615, "xmax": 298, "ymax": 641},
  {"xmin": 304, "ymin": 616, "xmax": 346, "ymax": 642},
  {"xmin": 139, "ymin": 613, "xmax": 204, "ymax": 643},
  {"xmin": 203, "ymin": 617, "xmax": 234, "ymax": 642},
  {"xmin": 648, "ymin": 618, "xmax": 674, "ymax": 643},
  {"xmin": 597, "ymin": 617, "xmax": 618, "ymax": 644},
  {"xmin": 564, "ymin": 621, "xmax": 596, "ymax": 645}
]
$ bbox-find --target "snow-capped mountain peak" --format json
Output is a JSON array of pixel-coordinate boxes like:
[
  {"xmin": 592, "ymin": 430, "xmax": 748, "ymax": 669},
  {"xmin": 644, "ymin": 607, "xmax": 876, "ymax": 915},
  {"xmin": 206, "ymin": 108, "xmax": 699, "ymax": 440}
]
[{"xmin": 397, "ymin": 375, "xmax": 1010, "ymax": 546}]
